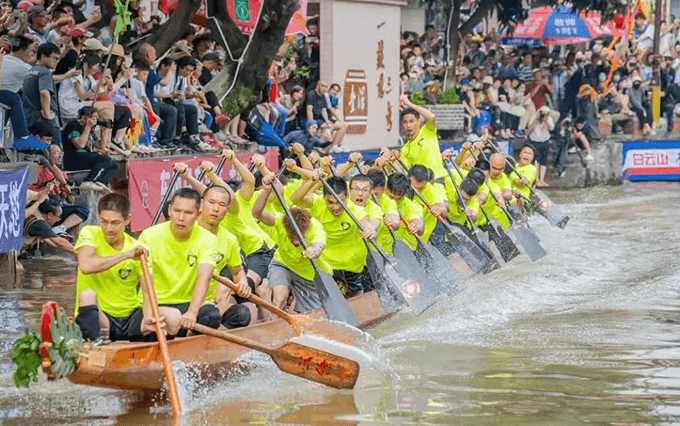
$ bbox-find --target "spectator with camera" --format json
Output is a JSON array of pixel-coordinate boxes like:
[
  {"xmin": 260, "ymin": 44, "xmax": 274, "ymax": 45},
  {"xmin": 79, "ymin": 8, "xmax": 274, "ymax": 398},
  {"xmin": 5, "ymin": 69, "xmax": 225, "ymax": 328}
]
[
  {"xmin": 61, "ymin": 106, "xmax": 119, "ymax": 192},
  {"xmin": 527, "ymin": 106, "xmax": 555, "ymax": 187}
]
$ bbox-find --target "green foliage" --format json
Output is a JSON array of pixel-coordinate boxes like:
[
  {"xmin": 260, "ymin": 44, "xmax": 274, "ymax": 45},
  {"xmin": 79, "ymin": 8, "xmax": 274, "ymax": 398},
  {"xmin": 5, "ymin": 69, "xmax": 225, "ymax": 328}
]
[
  {"xmin": 437, "ymin": 87, "xmax": 460, "ymax": 104},
  {"xmin": 12, "ymin": 330, "xmax": 42, "ymax": 388},
  {"xmin": 409, "ymin": 91, "xmax": 427, "ymax": 106},
  {"xmin": 293, "ymin": 65, "xmax": 310, "ymax": 80},
  {"xmin": 221, "ymin": 83, "xmax": 259, "ymax": 118}
]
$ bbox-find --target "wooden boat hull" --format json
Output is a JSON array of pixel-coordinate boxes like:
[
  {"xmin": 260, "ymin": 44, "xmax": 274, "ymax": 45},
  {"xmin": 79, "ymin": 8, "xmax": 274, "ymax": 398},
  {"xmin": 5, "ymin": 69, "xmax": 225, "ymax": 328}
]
[{"xmin": 67, "ymin": 291, "xmax": 392, "ymax": 391}]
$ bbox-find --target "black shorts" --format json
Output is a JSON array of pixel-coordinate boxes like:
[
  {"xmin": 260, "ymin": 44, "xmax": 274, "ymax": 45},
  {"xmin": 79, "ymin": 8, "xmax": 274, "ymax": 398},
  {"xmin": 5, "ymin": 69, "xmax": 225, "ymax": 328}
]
[
  {"xmin": 531, "ymin": 141, "xmax": 551, "ymax": 166},
  {"xmin": 104, "ymin": 308, "xmax": 144, "ymax": 342},
  {"xmin": 333, "ymin": 268, "xmax": 371, "ymax": 297},
  {"xmin": 160, "ymin": 302, "xmax": 221, "ymax": 336},
  {"xmin": 245, "ymin": 244, "xmax": 274, "ymax": 280}
]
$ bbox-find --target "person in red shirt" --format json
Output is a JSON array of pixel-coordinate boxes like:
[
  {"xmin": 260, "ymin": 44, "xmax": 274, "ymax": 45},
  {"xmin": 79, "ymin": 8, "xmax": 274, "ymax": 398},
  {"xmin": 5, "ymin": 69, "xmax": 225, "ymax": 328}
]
[{"xmin": 526, "ymin": 69, "xmax": 552, "ymax": 111}]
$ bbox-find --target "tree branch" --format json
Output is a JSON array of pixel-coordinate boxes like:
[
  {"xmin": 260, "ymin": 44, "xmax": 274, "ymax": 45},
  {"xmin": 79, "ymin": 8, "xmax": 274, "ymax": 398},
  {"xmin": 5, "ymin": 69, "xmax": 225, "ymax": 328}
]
[
  {"xmin": 206, "ymin": 0, "xmax": 248, "ymax": 59},
  {"xmin": 146, "ymin": 0, "xmax": 203, "ymax": 56},
  {"xmin": 458, "ymin": 0, "xmax": 495, "ymax": 37}
]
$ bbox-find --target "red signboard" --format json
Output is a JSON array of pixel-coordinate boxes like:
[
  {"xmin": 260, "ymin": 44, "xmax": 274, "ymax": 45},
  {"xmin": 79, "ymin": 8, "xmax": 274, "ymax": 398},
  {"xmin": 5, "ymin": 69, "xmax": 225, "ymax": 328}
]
[{"xmin": 127, "ymin": 151, "xmax": 278, "ymax": 232}]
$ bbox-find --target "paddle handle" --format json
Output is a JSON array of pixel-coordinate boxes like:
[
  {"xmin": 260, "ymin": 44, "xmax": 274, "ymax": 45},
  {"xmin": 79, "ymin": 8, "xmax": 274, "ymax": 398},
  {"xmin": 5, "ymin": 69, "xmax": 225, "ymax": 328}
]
[
  {"xmin": 139, "ymin": 254, "xmax": 182, "ymax": 418},
  {"xmin": 212, "ymin": 274, "xmax": 294, "ymax": 323},
  {"xmin": 152, "ymin": 172, "xmax": 179, "ymax": 226},
  {"xmin": 193, "ymin": 323, "xmax": 272, "ymax": 355}
]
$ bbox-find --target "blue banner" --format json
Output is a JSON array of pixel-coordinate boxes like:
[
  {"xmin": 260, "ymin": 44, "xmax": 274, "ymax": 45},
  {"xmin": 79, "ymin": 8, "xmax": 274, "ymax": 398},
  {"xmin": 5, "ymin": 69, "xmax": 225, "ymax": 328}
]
[{"xmin": 0, "ymin": 167, "xmax": 29, "ymax": 254}]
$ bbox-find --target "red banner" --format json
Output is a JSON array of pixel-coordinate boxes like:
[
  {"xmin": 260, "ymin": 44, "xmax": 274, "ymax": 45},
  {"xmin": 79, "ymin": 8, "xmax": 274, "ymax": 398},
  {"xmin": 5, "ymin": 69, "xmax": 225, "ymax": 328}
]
[{"xmin": 127, "ymin": 151, "xmax": 278, "ymax": 232}]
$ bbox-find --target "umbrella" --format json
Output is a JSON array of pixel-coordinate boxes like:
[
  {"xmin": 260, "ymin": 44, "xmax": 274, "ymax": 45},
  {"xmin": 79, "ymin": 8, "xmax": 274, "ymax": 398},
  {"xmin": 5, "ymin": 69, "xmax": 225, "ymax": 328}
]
[{"xmin": 502, "ymin": 6, "xmax": 620, "ymax": 47}]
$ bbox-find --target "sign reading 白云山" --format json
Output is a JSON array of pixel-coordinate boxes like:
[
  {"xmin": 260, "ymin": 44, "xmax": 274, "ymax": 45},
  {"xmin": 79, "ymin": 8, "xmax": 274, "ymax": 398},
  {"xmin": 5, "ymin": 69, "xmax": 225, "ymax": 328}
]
[{"xmin": 0, "ymin": 167, "xmax": 29, "ymax": 254}]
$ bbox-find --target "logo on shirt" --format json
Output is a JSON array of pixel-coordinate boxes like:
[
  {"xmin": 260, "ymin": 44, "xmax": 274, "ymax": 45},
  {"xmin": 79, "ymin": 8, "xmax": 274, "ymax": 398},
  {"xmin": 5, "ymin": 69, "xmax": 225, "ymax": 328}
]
[
  {"xmin": 118, "ymin": 267, "xmax": 132, "ymax": 280},
  {"xmin": 340, "ymin": 221, "xmax": 351, "ymax": 230},
  {"xmin": 215, "ymin": 253, "xmax": 224, "ymax": 265},
  {"xmin": 187, "ymin": 254, "xmax": 197, "ymax": 267}
]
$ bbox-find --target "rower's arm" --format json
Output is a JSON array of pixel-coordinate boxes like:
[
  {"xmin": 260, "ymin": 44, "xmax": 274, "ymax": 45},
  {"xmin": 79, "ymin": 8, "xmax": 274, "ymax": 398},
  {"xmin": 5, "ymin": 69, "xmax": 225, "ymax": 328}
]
[
  {"xmin": 226, "ymin": 150, "xmax": 256, "ymax": 201},
  {"xmin": 252, "ymin": 184, "xmax": 276, "ymax": 226},
  {"xmin": 77, "ymin": 245, "xmax": 135, "ymax": 274},
  {"xmin": 188, "ymin": 263, "xmax": 213, "ymax": 317},
  {"xmin": 291, "ymin": 178, "xmax": 316, "ymax": 209}
]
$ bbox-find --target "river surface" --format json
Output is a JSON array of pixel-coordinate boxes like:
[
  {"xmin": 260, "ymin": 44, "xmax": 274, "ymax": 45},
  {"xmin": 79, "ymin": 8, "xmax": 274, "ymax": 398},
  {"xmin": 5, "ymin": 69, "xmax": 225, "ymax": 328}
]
[{"xmin": 0, "ymin": 181, "xmax": 679, "ymax": 425}]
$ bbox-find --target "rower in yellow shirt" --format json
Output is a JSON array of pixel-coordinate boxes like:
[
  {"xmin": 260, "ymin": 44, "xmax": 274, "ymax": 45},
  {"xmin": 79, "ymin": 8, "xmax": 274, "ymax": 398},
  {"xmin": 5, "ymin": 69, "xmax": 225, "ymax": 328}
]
[
  {"xmin": 292, "ymin": 173, "xmax": 376, "ymax": 297},
  {"xmin": 139, "ymin": 188, "xmax": 221, "ymax": 337},
  {"xmin": 195, "ymin": 184, "xmax": 254, "ymax": 329},
  {"xmin": 394, "ymin": 93, "xmax": 446, "ymax": 179},
  {"xmin": 509, "ymin": 145, "xmax": 537, "ymax": 203},
  {"xmin": 252, "ymin": 174, "xmax": 331, "ymax": 312},
  {"xmin": 74, "ymin": 193, "xmax": 167, "ymax": 342},
  {"xmin": 360, "ymin": 170, "xmax": 401, "ymax": 256},
  {"xmin": 484, "ymin": 154, "xmax": 513, "ymax": 229},
  {"xmin": 385, "ymin": 173, "xmax": 424, "ymax": 251},
  {"xmin": 407, "ymin": 165, "xmax": 448, "ymax": 242}
]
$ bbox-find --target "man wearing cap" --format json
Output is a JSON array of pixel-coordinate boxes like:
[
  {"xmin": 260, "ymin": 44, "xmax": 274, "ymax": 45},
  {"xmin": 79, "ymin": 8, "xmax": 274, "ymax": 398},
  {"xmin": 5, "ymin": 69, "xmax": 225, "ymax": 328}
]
[
  {"xmin": 526, "ymin": 68, "xmax": 552, "ymax": 110},
  {"xmin": 55, "ymin": 27, "xmax": 93, "ymax": 77},
  {"xmin": 26, "ymin": 6, "xmax": 71, "ymax": 46}
]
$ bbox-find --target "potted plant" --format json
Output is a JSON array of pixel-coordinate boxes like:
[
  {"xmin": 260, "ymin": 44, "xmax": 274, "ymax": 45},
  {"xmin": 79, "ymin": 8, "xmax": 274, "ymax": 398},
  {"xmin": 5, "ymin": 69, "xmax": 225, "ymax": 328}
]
[{"xmin": 409, "ymin": 87, "xmax": 465, "ymax": 130}]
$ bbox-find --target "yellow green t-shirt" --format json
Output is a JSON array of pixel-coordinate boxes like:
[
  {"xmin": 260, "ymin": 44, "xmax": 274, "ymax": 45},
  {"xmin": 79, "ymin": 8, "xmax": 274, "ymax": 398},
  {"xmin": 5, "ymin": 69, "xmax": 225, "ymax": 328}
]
[
  {"xmin": 138, "ymin": 222, "xmax": 219, "ymax": 305},
  {"xmin": 414, "ymin": 182, "xmax": 447, "ymax": 242},
  {"xmin": 400, "ymin": 124, "xmax": 446, "ymax": 178},
  {"xmin": 235, "ymin": 191, "xmax": 275, "ymax": 249},
  {"xmin": 484, "ymin": 179, "xmax": 510, "ymax": 229},
  {"xmin": 74, "ymin": 226, "xmax": 144, "ymax": 317},
  {"xmin": 365, "ymin": 194, "xmax": 399, "ymax": 256},
  {"xmin": 509, "ymin": 163, "xmax": 537, "ymax": 199},
  {"xmin": 262, "ymin": 214, "xmax": 331, "ymax": 281},
  {"xmin": 206, "ymin": 226, "xmax": 242, "ymax": 302},
  {"xmin": 260, "ymin": 178, "xmax": 304, "ymax": 215},
  {"xmin": 310, "ymin": 194, "xmax": 368, "ymax": 273},
  {"xmin": 221, "ymin": 206, "xmax": 267, "ymax": 256},
  {"xmin": 394, "ymin": 196, "xmax": 424, "ymax": 251}
]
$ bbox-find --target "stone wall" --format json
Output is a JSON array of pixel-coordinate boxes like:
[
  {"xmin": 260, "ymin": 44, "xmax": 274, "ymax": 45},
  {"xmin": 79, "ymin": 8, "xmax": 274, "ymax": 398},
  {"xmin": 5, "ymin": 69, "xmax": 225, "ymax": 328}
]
[{"xmin": 546, "ymin": 141, "xmax": 623, "ymax": 188}]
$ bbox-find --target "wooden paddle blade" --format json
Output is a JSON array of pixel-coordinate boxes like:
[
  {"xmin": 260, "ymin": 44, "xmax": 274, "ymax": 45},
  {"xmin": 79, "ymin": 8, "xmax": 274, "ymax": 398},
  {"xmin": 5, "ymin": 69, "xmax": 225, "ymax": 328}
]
[
  {"xmin": 390, "ymin": 241, "xmax": 438, "ymax": 315},
  {"xmin": 486, "ymin": 222, "xmax": 521, "ymax": 263},
  {"xmin": 272, "ymin": 341, "xmax": 360, "ymax": 389},
  {"xmin": 365, "ymin": 250, "xmax": 406, "ymax": 311},
  {"xmin": 313, "ymin": 266, "xmax": 360, "ymax": 326},
  {"xmin": 414, "ymin": 241, "xmax": 462, "ymax": 296},
  {"xmin": 531, "ymin": 189, "xmax": 569, "ymax": 229},
  {"xmin": 511, "ymin": 223, "xmax": 548, "ymax": 261}
]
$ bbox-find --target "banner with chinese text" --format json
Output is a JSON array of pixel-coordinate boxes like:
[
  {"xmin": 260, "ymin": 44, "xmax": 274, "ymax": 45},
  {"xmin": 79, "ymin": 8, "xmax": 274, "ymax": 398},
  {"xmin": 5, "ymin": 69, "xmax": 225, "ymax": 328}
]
[
  {"xmin": 127, "ymin": 151, "xmax": 278, "ymax": 232},
  {"xmin": 0, "ymin": 167, "xmax": 29, "ymax": 254},
  {"xmin": 622, "ymin": 141, "xmax": 680, "ymax": 181}
]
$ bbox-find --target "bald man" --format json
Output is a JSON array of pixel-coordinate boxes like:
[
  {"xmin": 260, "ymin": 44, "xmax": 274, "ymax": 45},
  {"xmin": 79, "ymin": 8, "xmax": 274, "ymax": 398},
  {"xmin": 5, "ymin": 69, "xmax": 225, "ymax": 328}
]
[{"xmin": 484, "ymin": 153, "xmax": 513, "ymax": 228}]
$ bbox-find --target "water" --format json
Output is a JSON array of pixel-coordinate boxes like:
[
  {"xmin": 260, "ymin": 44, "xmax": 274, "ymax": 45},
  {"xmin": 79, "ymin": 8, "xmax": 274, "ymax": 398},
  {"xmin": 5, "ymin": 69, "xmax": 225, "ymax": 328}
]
[{"xmin": 1, "ymin": 181, "xmax": 680, "ymax": 425}]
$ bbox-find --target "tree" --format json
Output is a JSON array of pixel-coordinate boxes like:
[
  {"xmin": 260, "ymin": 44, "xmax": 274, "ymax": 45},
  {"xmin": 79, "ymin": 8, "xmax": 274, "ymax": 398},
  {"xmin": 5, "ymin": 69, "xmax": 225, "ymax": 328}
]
[{"xmin": 100, "ymin": 0, "xmax": 298, "ymax": 117}]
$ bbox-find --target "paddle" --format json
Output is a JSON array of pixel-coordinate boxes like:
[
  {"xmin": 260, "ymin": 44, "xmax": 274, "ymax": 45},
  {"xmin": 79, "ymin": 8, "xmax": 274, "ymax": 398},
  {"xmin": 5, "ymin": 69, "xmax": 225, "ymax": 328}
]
[
  {"xmin": 196, "ymin": 156, "xmax": 227, "ymax": 183},
  {"xmin": 386, "ymin": 161, "xmax": 493, "ymax": 274},
  {"xmin": 192, "ymin": 323, "xmax": 360, "ymax": 390},
  {"xmin": 398, "ymin": 215, "xmax": 461, "ymax": 295},
  {"xmin": 486, "ymin": 140, "xmax": 569, "ymax": 229},
  {"xmin": 320, "ymin": 178, "xmax": 436, "ymax": 315},
  {"xmin": 483, "ymin": 181, "xmax": 547, "ymax": 261},
  {"xmin": 270, "ymin": 183, "xmax": 359, "ymax": 326},
  {"xmin": 152, "ymin": 171, "xmax": 179, "ymax": 226},
  {"xmin": 446, "ymin": 160, "xmax": 520, "ymax": 263},
  {"xmin": 212, "ymin": 274, "xmax": 361, "ymax": 343},
  {"xmin": 139, "ymin": 254, "xmax": 182, "ymax": 418}
]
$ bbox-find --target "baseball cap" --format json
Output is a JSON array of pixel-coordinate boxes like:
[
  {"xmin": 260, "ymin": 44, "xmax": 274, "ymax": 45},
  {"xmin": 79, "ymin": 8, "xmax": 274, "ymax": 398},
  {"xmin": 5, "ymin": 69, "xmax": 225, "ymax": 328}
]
[
  {"xmin": 17, "ymin": 1, "xmax": 32, "ymax": 11},
  {"xmin": 539, "ymin": 105, "xmax": 551, "ymax": 114},
  {"xmin": 69, "ymin": 27, "xmax": 93, "ymax": 38},
  {"xmin": 202, "ymin": 52, "xmax": 221, "ymax": 62},
  {"xmin": 482, "ymin": 76, "xmax": 493, "ymax": 84},
  {"xmin": 83, "ymin": 39, "xmax": 106, "ymax": 52},
  {"xmin": 27, "ymin": 6, "xmax": 47, "ymax": 20}
]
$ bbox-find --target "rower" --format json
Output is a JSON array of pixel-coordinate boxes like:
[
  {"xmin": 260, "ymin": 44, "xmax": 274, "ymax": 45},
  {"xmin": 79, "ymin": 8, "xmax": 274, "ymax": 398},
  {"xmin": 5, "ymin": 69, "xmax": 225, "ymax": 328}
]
[
  {"xmin": 364, "ymin": 169, "xmax": 401, "ymax": 256},
  {"xmin": 407, "ymin": 165, "xmax": 448, "ymax": 242},
  {"xmin": 197, "ymin": 184, "xmax": 254, "ymax": 329},
  {"xmin": 291, "ymin": 173, "xmax": 377, "ymax": 297},
  {"xmin": 385, "ymin": 172, "xmax": 425, "ymax": 252},
  {"xmin": 139, "ymin": 188, "xmax": 222, "ymax": 337},
  {"xmin": 252, "ymin": 173, "xmax": 330, "ymax": 311},
  {"xmin": 74, "ymin": 194, "xmax": 170, "ymax": 342},
  {"xmin": 485, "ymin": 154, "xmax": 513, "ymax": 229},
  {"xmin": 510, "ymin": 145, "xmax": 537, "ymax": 205}
]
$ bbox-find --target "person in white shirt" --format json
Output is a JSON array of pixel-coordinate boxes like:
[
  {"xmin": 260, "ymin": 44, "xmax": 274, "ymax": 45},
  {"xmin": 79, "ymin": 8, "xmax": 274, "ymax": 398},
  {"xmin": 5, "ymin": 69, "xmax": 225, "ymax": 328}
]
[{"xmin": 1, "ymin": 35, "xmax": 34, "ymax": 93}]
